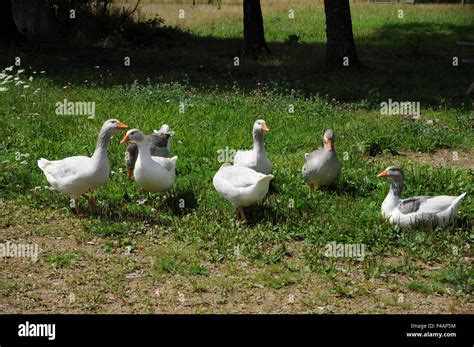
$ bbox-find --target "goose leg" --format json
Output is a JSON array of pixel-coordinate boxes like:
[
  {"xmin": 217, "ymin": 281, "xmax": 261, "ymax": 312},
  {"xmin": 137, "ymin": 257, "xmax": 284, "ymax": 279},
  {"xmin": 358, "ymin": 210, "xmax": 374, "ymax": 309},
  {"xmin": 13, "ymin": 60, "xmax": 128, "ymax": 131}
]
[
  {"xmin": 307, "ymin": 183, "xmax": 314, "ymax": 199},
  {"xmin": 73, "ymin": 198, "xmax": 86, "ymax": 217},
  {"xmin": 237, "ymin": 207, "xmax": 247, "ymax": 221},
  {"xmin": 85, "ymin": 195, "xmax": 98, "ymax": 214}
]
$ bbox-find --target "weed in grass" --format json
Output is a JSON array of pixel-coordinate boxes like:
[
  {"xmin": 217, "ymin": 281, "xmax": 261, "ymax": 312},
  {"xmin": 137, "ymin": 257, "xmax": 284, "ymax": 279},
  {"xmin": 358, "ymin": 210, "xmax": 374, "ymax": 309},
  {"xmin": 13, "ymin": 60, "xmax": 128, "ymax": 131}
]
[
  {"xmin": 45, "ymin": 252, "xmax": 80, "ymax": 269},
  {"xmin": 407, "ymin": 280, "xmax": 446, "ymax": 295},
  {"xmin": 430, "ymin": 264, "xmax": 473, "ymax": 296},
  {"xmin": 154, "ymin": 246, "xmax": 209, "ymax": 277},
  {"xmin": 252, "ymin": 264, "xmax": 300, "ymax": 289}
]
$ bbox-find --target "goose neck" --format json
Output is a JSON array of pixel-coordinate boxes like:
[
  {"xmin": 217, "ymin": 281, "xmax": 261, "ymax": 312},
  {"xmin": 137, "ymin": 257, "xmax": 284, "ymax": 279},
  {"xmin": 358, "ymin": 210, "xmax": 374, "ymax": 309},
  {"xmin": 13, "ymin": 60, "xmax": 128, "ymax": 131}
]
[
  {"xmin": 253, "ymin": 131, "xmax": 265, "ymax": 151},
  {"xmin": 389, "ymin": 178, "xmax": 403, "ymax": 197},
  {"xmin": 92, "ymin": 129, "xmax": 111, "ymax": 160},
  {"xmin": 137, "ymin": 142, "xmax": 154, "ymax": 163}
]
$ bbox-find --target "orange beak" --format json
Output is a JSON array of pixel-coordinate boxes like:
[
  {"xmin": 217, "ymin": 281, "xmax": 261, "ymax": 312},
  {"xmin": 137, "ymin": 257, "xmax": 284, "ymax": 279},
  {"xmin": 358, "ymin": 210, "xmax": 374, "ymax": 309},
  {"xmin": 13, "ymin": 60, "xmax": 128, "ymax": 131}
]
[
  {"xmin": 377, "ymin": 169, "xmax": 388, "ymax": 177},
  {"xmin": 120, "ymin": 134, "xmax": 130, "ymax": 144},
  {"xmin": 262, "ymin": 124, "xmax": 270, "ymax": 133},
  {"xmin": 117, "ymin": 122, "xmax": 128, "ymax": 129},
  {"xmin": 327, "ymin": 139, "xmax": 334, "ymax": 151},
  {"xmin": 126, "ymin": 169, "xmax": 133, "ymax": 180}
]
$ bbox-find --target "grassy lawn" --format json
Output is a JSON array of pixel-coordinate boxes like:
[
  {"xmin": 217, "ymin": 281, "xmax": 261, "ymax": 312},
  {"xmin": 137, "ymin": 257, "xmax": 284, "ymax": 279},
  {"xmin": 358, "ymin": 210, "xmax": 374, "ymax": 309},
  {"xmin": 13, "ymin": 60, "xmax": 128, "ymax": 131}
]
[{"xmin": 0, "ymin": 2, "xmax": 472, "ymax": 313}]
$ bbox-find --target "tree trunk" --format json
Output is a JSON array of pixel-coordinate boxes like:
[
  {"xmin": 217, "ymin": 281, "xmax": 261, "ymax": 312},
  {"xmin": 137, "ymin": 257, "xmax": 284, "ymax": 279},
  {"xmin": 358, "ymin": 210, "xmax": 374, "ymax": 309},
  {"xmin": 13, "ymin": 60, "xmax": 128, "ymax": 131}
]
[
  {"xmin": 324, "ymin": 0, "xmax": 359, "ymax": 68},
  {"xmin": 243, "ymin": 0, "xmax": 268, "ymax": 57}
]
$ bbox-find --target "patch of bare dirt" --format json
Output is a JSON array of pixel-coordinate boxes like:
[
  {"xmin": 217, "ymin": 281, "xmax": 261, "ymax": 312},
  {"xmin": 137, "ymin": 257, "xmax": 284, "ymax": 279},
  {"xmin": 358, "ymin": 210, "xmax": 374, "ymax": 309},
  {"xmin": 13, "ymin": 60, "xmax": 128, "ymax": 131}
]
[{"xmin": 406, "ymin": 149, "xmax": 474, "ymax": 169}]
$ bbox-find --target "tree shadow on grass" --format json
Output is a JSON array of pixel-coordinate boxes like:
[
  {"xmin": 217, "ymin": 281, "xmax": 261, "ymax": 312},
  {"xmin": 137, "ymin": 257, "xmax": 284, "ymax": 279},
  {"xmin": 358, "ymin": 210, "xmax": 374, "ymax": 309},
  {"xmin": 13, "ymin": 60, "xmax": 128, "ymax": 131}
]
[{"xmin": 0, "ymin": 20, "xmax": 472, "ymax": 107}]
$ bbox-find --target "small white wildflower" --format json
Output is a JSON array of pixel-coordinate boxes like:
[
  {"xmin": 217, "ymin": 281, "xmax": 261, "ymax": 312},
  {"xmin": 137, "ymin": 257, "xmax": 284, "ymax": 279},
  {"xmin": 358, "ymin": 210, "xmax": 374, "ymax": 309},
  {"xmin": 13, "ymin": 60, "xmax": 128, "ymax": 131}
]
[
  {"xmin": 40, "ymin": 70, "xmax": 45, "ymax": 74},
  {"xmin": 23, "ymin": 85, "xmax": 29, "ymax": 88},
  {"xmin": 29, "ymin": 76, "xmax": 33, "ymax": 81},
  {"xmin": 5, "ymin": 66, "xmax": 13, "ymax": 71},
  {"xmin": 17, "ymin": 69, "xmax": 25, "ymax": 74},
  {"xmin": 0, "ymin": 87, "xmax": 7, "ymax": 92}
]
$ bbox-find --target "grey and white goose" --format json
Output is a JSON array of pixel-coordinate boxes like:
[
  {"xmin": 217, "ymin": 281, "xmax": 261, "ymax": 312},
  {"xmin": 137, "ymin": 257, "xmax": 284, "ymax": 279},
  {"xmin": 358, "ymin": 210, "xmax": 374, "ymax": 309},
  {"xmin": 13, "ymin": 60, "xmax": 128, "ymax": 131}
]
[
  {"xmin": 125, "ymin": 124, "xmax": 174, "ymax": 179},
  {"xmin": 302, "ymin": 129, "xmax": 341, "ymax": 197},
  {"xmin": 233, "ymin": 119, "xmax": 272, "ymax": 174},
  {"xmin": 377, "ymin": 166, "xmax": 467, "ymax": 227}
]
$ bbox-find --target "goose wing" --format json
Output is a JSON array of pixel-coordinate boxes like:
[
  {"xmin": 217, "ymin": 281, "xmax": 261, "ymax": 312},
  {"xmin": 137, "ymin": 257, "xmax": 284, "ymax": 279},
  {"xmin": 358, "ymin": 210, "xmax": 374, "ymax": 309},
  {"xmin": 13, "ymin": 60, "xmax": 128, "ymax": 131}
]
[
  {"xmin": 38, "ymin": 156, "xmax": 92, "ymax": 180},
  {"xmin": 398, "ymin": 196, "xmax": 458, "ymax": 215},
  {"xmin": 219, "ymin": 166, "xmax": 264, "ymax": 189},
  {"xmin": 151, "ymin": 156, "xmax": 175, "ymax": 172},
  {"xmin": 304, "ymin": 148, "xmax": 324, "ymax": 163}
]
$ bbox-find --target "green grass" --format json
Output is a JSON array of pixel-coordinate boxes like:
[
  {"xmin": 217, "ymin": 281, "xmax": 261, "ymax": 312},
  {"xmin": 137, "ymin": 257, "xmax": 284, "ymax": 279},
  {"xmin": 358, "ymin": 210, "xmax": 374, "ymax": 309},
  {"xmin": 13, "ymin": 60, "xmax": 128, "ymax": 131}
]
[
  {"xmin": 252, "ymin": 264, "xmax": 300, "ymax": 289},
  {"xmin": 45, "ymin": 252, "xmax": 80, "ymax": 269},
  {"xmin": 154, "ymin": 246, "xmax": 210, "ymax": 276},
  {"xmin": 0, "ymin": 3, "xmax": 472, "ymax": 313}
]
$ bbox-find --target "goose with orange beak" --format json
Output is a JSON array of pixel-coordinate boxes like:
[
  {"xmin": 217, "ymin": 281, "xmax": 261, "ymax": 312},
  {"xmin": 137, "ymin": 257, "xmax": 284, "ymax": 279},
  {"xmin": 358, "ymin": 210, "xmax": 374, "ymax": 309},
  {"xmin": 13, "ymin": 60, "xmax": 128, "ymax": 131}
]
[
  {"xmin": 125, "ymin": 124, "xmax": 174, "ymax": 180},
  {"xmin": 37, "ymin": 119, "xmax": 128, "ymax": 215},
  {"xmin": 120, "ymin": 129, "xmax": 177, "ymax": 196},
  {"xmin": 302, "ymin": 129, "xmax": 341, "ymax": 197},
  {"xmin": 377, "ymin": 166, "xmax": 467, "ymax": 227},
  {"xmin": 233, "ymin": 119, "xmax": 272, "ymax": 174}
]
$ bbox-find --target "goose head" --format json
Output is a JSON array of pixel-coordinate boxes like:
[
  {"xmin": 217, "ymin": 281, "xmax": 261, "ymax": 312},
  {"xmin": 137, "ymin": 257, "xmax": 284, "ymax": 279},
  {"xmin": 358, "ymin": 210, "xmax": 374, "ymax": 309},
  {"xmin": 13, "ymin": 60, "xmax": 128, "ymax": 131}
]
[
  {"xmin": 120, "ymin": 129, "xmax": 147, "ymax": 145},
  {"xmin": 377, "ymin": 166, "xmax": 405, "ymax": 195},
  {"xmin": 323, "ymin": 129, "xmax": 336, "ymax": 151},
  {"xmin": 253, "ymin": 119, "xmax": 270, "ymax": 134},
  {"xmin": 101, "ymin": 119, "xmax": 128, "ymax": 135},
  {"xmin": 377, "ymin": 166, "xmax": 404, "ymax": 180}
]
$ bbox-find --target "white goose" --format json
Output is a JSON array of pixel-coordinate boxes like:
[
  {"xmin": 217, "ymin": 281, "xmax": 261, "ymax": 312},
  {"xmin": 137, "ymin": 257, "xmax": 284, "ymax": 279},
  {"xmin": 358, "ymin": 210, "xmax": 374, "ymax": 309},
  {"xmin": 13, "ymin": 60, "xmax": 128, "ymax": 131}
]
[
  {"xmin": 213, "ymin": 163, "xmax": 274, "ymax": 220},
  {"xmin": 125, "ymin": 124, "xmax": 174, "ymax": 179},
  {"xmin": 302, "ymin": 129, "xmax": 341, "ymax": 197},
  {"xmin": 377, "ymin": 166, "xmax": 467, "ymax": 227},
  {"xmin": 120, "ymin": 129, "xmax": 177, "ymax": 194},
  {"xmin": 37, "ymin": 119, "xmax": 128, "ymax": 215},
  {"xmin": 233, "ymin": 119, "xmax": 272, "ymax": 174}
]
